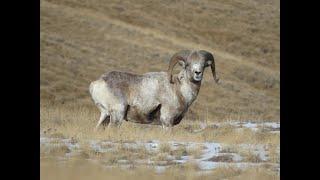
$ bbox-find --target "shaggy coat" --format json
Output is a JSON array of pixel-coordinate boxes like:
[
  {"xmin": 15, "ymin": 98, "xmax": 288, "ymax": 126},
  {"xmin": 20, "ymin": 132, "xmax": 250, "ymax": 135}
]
[{"xmin": 89, "ymin": 50, "xmax": 219, "ymax": 129}]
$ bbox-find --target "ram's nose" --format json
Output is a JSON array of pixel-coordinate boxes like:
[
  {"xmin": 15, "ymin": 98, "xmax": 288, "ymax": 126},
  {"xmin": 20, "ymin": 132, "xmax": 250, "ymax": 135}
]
[{"xmin": 195, "ymin": 71, "xmax": 202, "ymax": 75}]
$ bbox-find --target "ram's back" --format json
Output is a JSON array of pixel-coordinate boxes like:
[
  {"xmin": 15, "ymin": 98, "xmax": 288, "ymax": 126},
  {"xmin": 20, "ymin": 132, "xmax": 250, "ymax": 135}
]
[{"xmin": 100, "ymin": 71, "xmax": 169, "ymax": 104}]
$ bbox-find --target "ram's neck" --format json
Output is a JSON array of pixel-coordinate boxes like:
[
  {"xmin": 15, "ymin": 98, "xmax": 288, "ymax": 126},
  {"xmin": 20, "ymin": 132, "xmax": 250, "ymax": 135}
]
[{"xmin": 174, "ymin": 71, "xmax": 201, "ymax": 107}]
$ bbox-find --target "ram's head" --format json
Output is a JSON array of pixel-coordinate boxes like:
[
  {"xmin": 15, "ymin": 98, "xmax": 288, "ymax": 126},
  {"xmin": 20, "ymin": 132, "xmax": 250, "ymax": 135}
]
[{"xmin": 168, "ymin": 50, "xmax": 220, "ymax": 84}]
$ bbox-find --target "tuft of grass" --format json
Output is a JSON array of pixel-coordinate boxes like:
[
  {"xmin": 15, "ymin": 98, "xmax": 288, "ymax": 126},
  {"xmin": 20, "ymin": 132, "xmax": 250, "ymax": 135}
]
[
  {"xmin": 170, "ymin": 146, "xmax": 188, "ymax": 159},
  {"xmin": 159, "ymin": 143, "xmax": 171, "ymax": 153},
  {"xmin": 40, "ymin": 144, "xmax": 71, "ymax": 157},
  {"xmin": 220, "ymin": 145, "xmax": 239, "ymax": 153},
  {"xmin": 268, "ymin": 144, "xmax": 280, "ymax": 164},
  {"xmin": 150, "ymin": 152, "xmax": 170, "ymax": 162},
  {"xmin": 208, "ymin": 154, "xmax": 234, "ymax": 162},
  {"xmin": 240, "ymin": 150, "xmax": 263, "ymax": 163},
  {"xmin": 48, "ymin": 132, "xmax": 65, "ymax": 139},
  {"xmin": 186, "ymin": 146, "xmax": 204, "ymax": 159}
]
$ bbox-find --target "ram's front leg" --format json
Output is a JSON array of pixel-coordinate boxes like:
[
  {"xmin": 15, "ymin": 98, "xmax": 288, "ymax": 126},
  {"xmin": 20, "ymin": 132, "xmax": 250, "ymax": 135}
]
[
  {"xmin": 160, "ymin": 109, "xmax": 174, "ymax": 133},
  {"xmin": 161, "ymin": 123, "xmax": 173, "ymax": 133}
]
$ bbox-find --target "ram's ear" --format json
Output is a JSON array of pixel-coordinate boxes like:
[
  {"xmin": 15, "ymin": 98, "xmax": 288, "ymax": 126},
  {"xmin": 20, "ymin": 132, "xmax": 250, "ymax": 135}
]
[{"xmin": 205, "ymin": 60, "xmax": 212, "ymax": 67}]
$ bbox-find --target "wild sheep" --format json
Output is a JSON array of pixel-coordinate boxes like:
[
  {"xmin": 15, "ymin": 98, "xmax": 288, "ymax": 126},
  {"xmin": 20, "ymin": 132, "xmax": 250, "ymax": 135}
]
[{"xmin": 89, "ymin": 50, "xmax": 219, "ymax": 130}]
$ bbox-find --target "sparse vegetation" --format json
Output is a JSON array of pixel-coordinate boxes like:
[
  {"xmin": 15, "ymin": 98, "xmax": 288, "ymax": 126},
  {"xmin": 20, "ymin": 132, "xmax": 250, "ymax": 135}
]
[
  {"xmin": 220, "ymin": 145, "xmax": 239, "ymax": 153},
  {"xmin": 40, "ymin": 103, "xmax": 280, "ymax": 144},
  {"xmin": 208, "ymin": 154, "xmax": 234, "ymax": 162},
  {"xmin": 40, "ymin": 144, "xmax": 71, "ymax": 156},
  {"xmin": 40, "ymin": 0, "xmax": 279, "ymax": 121},
  {"xmin": 41, "ymin": 0, "xmax": 279, "ymax": 179},
  {"xmin": 41, "ymin": 158, "xmax": 278, "ymax": 180},
  {"xmin": 240, "ymin": 150, "xmax": 264, "ymax": 163}
]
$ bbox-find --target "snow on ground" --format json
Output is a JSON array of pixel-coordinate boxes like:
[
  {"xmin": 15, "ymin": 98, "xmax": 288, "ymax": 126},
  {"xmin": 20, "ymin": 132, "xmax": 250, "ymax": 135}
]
[
  {"xmin": 40, "ymin": 121, "xmax": 280, "ymax": 174},
  {"xmin": 212, "ymin": 121, "xmax": 280, "ymax": 132}
]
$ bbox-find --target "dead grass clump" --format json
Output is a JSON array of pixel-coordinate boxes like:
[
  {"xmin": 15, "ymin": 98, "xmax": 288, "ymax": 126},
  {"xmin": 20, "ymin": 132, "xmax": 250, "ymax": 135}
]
[
  {"xmin": 183, "ymin": 145, "xmax": 205, "ymax": 159},
  {"xmin": 221, "ymin": 128, "xmax": 280, "ymax": 145},
  {"xmin": 240, "ymin": 150, "xmax": 263, "ymax": 163},
  {"xmin": 268, "ymin": 144, "xmax": 280, "ymax": 164},
  {"xmin": 170, "ymin": 146, "xmax": 188, "ymax": 159},
  {"xmin": 208, "ymin": 154, "xmax": 234, "ymax": 162},
  {"xmin": 41, "ymin": 144, "xmax": 70, "ymax": 156},
  {"xmin": 220, "ymin": 145, "xmax": 239, "ymax": 153},
  {"xmin": 159, "ymin": 143, "xmax": 171, "ymax": 153},
  {"xmin": 201, "ymin": 124, "xmax": 235, "ymax": 141},
  {"xmin": 116, "ymin": 144, "xmax": 152, "ymax": 160},
  {"xmin": 48, "ymin": 132, "xmax": 65, "ymax": 139},
  {"xmin": 83, "ymin": 149, "xmax": 105, "ymax": 160},
  {"xmin": 150, "ymin": 152, "xmax": 170, "ymax": 162}
]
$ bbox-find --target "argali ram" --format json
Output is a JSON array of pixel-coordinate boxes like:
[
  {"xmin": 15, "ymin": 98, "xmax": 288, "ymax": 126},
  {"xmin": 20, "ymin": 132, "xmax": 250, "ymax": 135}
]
[{"xmin": 89, "ymin": 50, "xmax": 219, "ymax": 130}]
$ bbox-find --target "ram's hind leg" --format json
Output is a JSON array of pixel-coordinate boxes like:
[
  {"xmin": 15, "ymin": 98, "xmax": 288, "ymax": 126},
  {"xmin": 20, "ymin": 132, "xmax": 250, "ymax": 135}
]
[
  {"xmin": 95, "ymin": 112, "xmax": 110, "ymax": 131},
  {"xmin": 109, "ymin": 103, "xmax": 128, "ymax": 128},
  {"xmin": 94, "ymin": 103, "xmax": 110, "ymax": 131}
]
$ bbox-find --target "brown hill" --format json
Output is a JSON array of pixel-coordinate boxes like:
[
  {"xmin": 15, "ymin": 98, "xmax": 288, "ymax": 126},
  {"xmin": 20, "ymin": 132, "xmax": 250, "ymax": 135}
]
[{"xmin": 40, "ymin": 0, "xmax": 280, "ymax": 121}]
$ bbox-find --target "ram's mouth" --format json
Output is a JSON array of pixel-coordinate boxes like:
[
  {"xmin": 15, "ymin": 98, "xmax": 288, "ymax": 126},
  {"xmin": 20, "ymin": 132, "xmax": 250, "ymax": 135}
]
[{"xmin": 193, "ymin": 76, "xmax": 202, "ymax": 81}]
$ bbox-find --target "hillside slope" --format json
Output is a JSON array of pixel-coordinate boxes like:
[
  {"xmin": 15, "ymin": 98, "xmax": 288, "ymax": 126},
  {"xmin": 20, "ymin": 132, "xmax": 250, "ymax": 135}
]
[{"xmin": 40, "ymin": 0, "xmax": 280, "ymax": 121}]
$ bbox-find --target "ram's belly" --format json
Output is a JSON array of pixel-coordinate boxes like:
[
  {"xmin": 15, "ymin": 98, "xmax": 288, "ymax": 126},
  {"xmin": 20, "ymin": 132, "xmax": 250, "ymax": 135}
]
[{"xmin": 125, "ymin": 105, "xmax": 161, "ymax": 125}]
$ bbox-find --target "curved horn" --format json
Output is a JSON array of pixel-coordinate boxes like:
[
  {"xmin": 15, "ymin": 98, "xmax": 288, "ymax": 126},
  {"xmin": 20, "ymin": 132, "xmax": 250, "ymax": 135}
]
[
  {"xmin": 199, "ymin": 50, "xmax": 220, "ymax": 83},
  {"xmin": 168, "ymin": 50, "xmax": 191, "ymax": 83}
]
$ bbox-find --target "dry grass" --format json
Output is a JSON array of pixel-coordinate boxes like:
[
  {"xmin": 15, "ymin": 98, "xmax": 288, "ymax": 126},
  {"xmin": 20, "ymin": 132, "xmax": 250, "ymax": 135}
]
[
  {"xmin": 240, "ymin": 151, "xmax": 264, "ymax": 163},
  {"xmin": 268, "ymin": 144, "xmax": 280, "ymax": 164},
  {"xmin": 220, "ymin": 144, "xmax": 239, "ymax": 153},
  {"xmin": 40, "ymin": 144, "xmax": 71, "ymax": 157},
  {"xmin": 231, "ymin": 167, "xmax": 279, "ymax": 180},
  {"xmin": 40, "ymin": 102, "xmax": 279, "ymax": 145},
  {"xmin": 40, "ymin": 158, "xmax": 278, "ymax": 180},
  {"xmin": 41, "ymin": 0, "xmax": 279, "ymax": 178},
  {"xmin": 40, "ymin": 0, "xmax": 279, "ymax": 121},
  {"xmin": 159, "ymin": 143, "xmax": 171, "ymax": 153}
]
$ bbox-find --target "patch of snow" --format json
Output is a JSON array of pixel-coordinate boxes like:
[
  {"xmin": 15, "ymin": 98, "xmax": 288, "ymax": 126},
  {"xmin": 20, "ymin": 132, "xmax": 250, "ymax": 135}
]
[
  {"xmin": 232, "ymin": 153, "xmax": 243, "ymax": 162},
  {"xmin": 200, "ymin": 142, "xmax": 222, "ymax": 160},
  {"xmin": 197, "ymin": 161, "xmax": 219, "ymax": 170},
  {"xmin": 242, "ymin": 122, "xmax": 257, "ymax": 129},
  {"xmin": 40, "ymin": 135, "xmax": 279, "ymax": 173},
  {"xmin": 263, "ymin": 122, "xmax": 280, "ymax": 129}
]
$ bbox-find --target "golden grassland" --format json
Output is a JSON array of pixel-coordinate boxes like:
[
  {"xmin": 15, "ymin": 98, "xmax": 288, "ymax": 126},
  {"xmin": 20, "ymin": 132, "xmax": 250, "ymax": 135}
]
[
  {"xmin": 41, "ymin": 102, "xmax": 279, "ymax": 145},
  {"xmin": 40, "ymin": 102, "xmax": 279, "ymax": 179},
  {"xmin": 41, "ymin": 0, "xmax": 280, "ymax": 179},
  {"xmin": 40, "ymin": 0, "xmax": 279, "ymax": 121}
]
